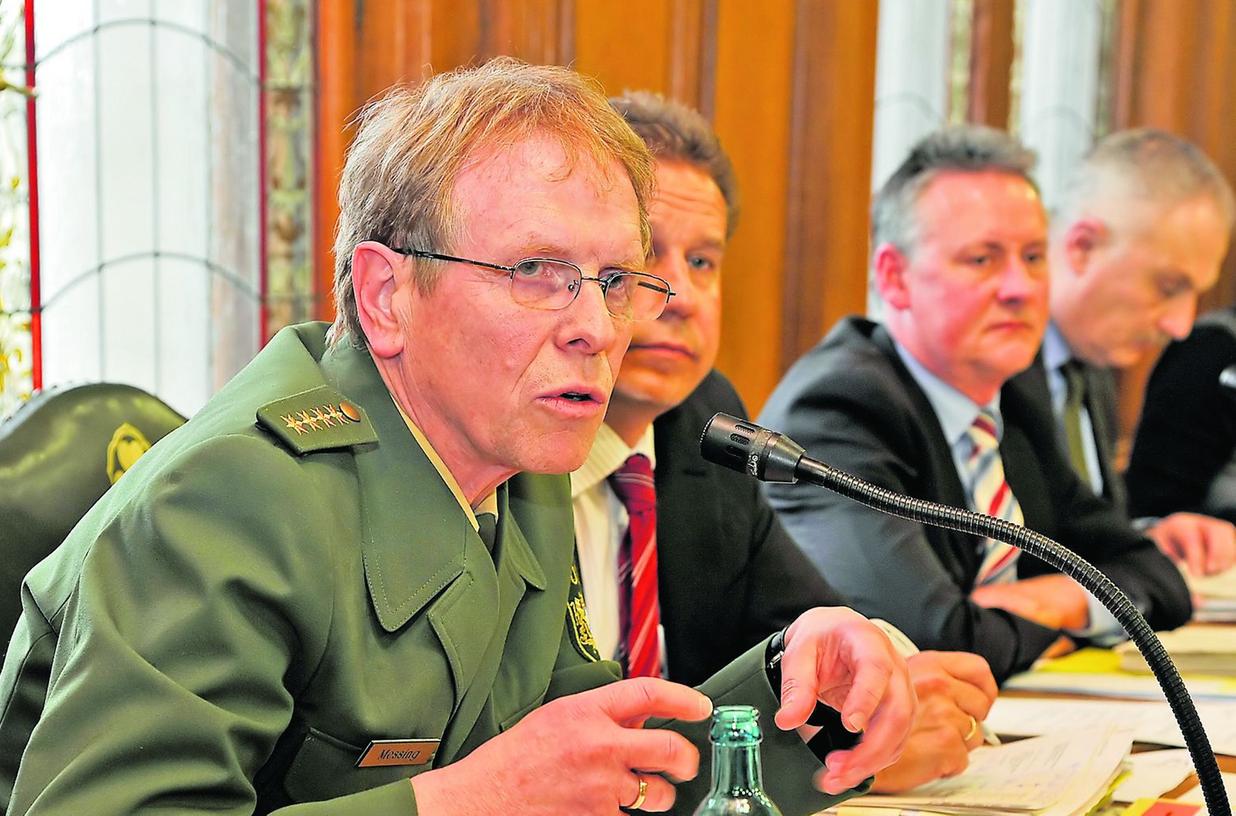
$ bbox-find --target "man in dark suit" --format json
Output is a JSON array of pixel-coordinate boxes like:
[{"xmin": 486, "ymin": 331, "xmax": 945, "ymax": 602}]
[
  {"xmin": 1032, "ymin": 129, "xmax": 1236, "ymax": 576},
  {"xmin": 573, "ymin": 91, "xmax": 999, "ymax": 793},
  {"xmin": 760, "ymin": 126, "xmax": 1192, "ymax": 682},
  {"xmin": 1127, "ymin": 307, "xmax": 1236, "ymax": 528}
]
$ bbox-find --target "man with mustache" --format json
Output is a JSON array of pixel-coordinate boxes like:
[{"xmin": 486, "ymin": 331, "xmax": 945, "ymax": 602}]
[
  {"xmin": 1027, "ymin": 129, "xmax": 1236, "ymax": 577},
  {"xmin": 573, "ymin": 92, "xmax": 998, "ymax": 793},
  {"xmin": 760, "ymin": 126, "xmax": 1192, "ymax": 683}
]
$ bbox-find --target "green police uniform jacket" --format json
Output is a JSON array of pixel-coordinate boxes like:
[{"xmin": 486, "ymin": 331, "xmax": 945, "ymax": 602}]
[{"xmin": 0, "ymin": 323, "xmax": 846, "ymax": 816}]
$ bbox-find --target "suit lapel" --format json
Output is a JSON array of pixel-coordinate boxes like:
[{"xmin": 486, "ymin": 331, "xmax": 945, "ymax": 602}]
[{"xmin": 871, "ymin": 325, "xmax": 983, "ymax": 581}]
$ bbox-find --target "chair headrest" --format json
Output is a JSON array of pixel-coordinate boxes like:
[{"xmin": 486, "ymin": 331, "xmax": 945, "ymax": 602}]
[{"xmin": 0, "ymin": 383, "xmax": 187, "ymax": 636}]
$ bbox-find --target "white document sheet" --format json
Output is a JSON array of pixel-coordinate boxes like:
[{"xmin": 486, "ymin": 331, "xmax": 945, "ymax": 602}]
[{"xmin": 987, "ymin": 697, "xmax": 1236, "ymax": 756}]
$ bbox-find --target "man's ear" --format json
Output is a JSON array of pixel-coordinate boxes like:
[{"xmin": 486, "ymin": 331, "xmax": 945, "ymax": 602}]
[
  {"xmin": 872, "ymin": 243, "xmax": 911, "ymax": 310},
  {"xmin": 352, "ymin": 241, "xmax": 409, "ymax": 358},
  {"xmin": 1062, "ymin": 218, "xmax": 1107, "ymax": 277}
]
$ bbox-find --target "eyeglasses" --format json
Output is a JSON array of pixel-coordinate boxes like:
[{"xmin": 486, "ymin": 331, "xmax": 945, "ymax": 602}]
[{"xmin": 392, "ymin": 249, "xmax": 676, "ymax": 322}]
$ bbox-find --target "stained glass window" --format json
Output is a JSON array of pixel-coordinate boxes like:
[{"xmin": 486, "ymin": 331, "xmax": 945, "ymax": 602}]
[{"xmin": 0, "ymin": 0, "xmax": 313, "ymax": 419}]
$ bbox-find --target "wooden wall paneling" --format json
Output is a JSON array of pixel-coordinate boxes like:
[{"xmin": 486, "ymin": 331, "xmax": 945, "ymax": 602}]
[
  {"xmin": 477, "ymin": 0, "xmax": 573, "ymax": 65},
  {"xmin": 780, "ymin": 0, "xmax": 878, "ymax": 382},
  {"xmin": 357, "ymin": 0, "xmax": 430, "ymax": 100},
  {"xmin": 967, "ymin": 0, "xmax": 1013, "ymax": 127},
  {"xmin": 710, "ymin": 0, "xmax": 797, "ymax": 412},
  {"xmin": 666, "ymin": 0, "xmax": 717, "ymax": 112},
  {"xmin": 574, "ymin": 0, "xmax": 674, "ymax": 96},
  {"xmin": 314, "ymin": 0, "xmax": 357, "ymax": 319}
]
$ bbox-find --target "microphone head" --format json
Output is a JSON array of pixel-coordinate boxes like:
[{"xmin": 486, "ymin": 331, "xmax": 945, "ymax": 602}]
[
  {"xmin": 1220, "ymin": 365, "xmax": 1236, "ymax": 395},
  {"xmin": 699, "ymin": 413, "xmax": 805, "ymax": 483}
]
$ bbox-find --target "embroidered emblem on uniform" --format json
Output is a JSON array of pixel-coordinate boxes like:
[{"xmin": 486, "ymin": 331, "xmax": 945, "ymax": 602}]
[
  {"xmin": 106, "ymin": 422, "xmax": 152, "ymax": 485},
  {"xmin": 282, "ymin": 414, "xmax": 307, "ymax": 435},
  {"xmin": 567, "ymin": 561, "xmax": 601, "ymax": 662},
  {"xmin": 257, "ymin": 388, "xmax": 377, "ymax": 454},
  {"xmin": 356, "ymin": 738, "xmax": 441, "ymax": 768}
]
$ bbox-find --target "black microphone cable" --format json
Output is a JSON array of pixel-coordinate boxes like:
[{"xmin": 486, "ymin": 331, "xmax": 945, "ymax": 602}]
[{"xmin": 700, "ymin": 412, "xmax": 1230, "ymax": 816}]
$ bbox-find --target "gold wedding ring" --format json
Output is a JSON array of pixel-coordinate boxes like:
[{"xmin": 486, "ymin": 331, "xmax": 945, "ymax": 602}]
[
  {"xmin": 628, "ymin": 775, "xmax": 649, "ymax": 810},
  {"xmin": 963, "ymin": 715, "xmax": 979, "ymax": 742}
]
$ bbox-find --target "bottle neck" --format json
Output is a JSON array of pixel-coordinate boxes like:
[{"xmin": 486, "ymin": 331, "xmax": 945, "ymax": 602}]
[{"xmin": 710, "ymin": 740, "xmax": 764, "ymax": 796}]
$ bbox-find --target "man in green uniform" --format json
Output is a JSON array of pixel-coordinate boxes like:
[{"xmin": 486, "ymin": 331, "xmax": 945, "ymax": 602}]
[{"xmin": 0, "ymin": 58, "xmax": 913, "ymax": 815}]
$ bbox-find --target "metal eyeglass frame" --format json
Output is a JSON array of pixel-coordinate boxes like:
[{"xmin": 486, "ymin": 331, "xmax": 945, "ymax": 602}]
[{"xmin": 392, "ymin": 248, "xmax": 676, "ymax": 321}]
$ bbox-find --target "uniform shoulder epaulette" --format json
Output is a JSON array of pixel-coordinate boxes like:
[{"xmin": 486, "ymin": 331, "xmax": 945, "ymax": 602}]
[{"xmin": 256, "ymin": 385, "xmax": 378, "ymax": 455}]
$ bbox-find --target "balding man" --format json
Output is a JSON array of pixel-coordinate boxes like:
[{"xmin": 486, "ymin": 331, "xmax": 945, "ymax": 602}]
[{"xmin": 1025, "ymin": 129, "xmax": 1236, "ymax": 577}]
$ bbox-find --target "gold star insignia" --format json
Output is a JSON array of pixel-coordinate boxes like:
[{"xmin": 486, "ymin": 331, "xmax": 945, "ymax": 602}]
[
  {"xmin": 283, "ymin": 413, "xmax": 307, "ymax": 436},
  {"xmin": 323, "ymin": 404, "xmax": 344, "ymax": 426},
  {"xmin": 299, "ymin": 409, "xmax": 321, "ymax": 431},
  {"xmin": 314, "ymin": 406, "xmax": 335, "ymax": 428}
]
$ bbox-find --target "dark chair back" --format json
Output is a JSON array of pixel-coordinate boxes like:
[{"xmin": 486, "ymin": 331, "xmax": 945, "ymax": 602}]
[{"xmin": 0, "ymin": 383, "xmax": 186, "ymax": 639}]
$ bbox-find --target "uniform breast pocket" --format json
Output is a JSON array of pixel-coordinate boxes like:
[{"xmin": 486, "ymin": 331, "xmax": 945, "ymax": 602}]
[{"xmin": 282, "ymin": 725, "xmax": 434, "ymax": 805}]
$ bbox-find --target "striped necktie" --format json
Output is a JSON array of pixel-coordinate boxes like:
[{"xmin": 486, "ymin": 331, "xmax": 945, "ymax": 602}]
[
  {"xmin": 964, "ymin": 409, "xmax": 1024, "ymax": 586},
  {"xmin": 608, "ymin": 454, "xmax": 661, "ymax": 678}
]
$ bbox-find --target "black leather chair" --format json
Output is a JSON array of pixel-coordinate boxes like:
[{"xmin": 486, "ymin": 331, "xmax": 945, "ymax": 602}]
[{"xmin": 0, "ymin": 383, "xmax": 186, "ymax": 642}]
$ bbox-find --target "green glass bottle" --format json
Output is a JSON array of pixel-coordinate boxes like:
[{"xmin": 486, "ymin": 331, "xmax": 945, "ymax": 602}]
[{"xmin": 692, "ymin": 705, "xmax": 784, "ymax": 816}]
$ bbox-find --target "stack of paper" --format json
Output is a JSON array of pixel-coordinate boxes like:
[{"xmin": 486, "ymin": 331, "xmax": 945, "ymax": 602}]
[
  {"xmin": 1188, "ymin": 565, "xmax": 1236, "ymax": 623},
  {"xmin": 1116, "ymin": 625, "xmax": 1236, "ymax": 676},
  {"xmin": 985, "ymin": 697, "xmax": 1236, "ymax": 756},
  {"xmin": 1003, "ymin": 648, "xmax": 1236, "ymax": 701},
  {"xmin": 818, "ymin": 725, "xmax": 1132, "ymax": 816}
]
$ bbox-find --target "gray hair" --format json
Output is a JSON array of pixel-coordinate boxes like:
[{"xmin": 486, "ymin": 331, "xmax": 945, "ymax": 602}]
[
  {"xmin": 609, "ymin": 90, "xmax": 740, "ymax": 238},
  {"xmin": 329, "ymin": 57, "xmax": 655, "ymax": 348},
  {"xmin": 871, "ymin": 125, "xmax": 1038, "ymax": 256},
  {"xmin": 1055, "ymin": 128, "xmax": 1235, "ymax": 231}
]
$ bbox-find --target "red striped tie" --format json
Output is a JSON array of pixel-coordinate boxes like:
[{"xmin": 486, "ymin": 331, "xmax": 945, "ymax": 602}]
[
  {"xmin": 967, "ymin": 409, "xmax": 1024, "ymax": 586},
  {"xmin": 608, "ymin": 454, "xmax": 661, "ymax": 678}
]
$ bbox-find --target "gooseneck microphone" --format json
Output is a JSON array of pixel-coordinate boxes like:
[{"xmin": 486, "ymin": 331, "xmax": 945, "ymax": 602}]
[
  {"xmin": 1219, "ymin": 364, "xmax": 1236, "ymax": 396},
  {"xmin": 701, "ymin": 412, "xmax": 1231, "ymax": 816}
]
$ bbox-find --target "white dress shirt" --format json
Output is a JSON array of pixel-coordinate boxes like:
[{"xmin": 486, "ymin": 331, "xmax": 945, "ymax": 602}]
[{"xmin": 570, "ymin": 423, "xmax": 661, "ymax": 664}]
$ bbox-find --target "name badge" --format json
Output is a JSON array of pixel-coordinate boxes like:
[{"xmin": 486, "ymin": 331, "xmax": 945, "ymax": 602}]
[{"xmin": 356, "ymin": 738, "xmax": 441, "ymax": 768}]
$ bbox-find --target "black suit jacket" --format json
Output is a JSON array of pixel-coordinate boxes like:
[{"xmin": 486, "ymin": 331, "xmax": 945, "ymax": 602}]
[
  {"xmin": 758, "ymin": 317, "xmax": 1191, "ymax": 682},
  {"xmin": 1126, "ymin": 309, "xmax": 1236, "ymax": 523},
  {"xmin": 654, "ymin": 370, "xmax": 849, "ymax": 688},
  {"xmin": 1015, "ymin": 354, "xmax": 1127, "ymax": 515}
]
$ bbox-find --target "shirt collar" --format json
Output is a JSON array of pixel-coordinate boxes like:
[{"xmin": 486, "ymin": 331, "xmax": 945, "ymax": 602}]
[
  {"xmin": 1041, "ymin": 321, "xmax": 1073, "ymax": 373},
  {"xmin": 393, "ymin": 398, "xmax": 495, "ymax": 530},
  {"xmin": 892, "ymin": 340, "xmax": 1002, "ymax": 446},
  {"xmin": 570, "ymin": 422, "xmax": 657, "ymax": 498}
]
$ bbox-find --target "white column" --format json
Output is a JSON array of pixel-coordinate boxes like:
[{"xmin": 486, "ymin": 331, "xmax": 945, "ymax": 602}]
[
  {"xmin": 869, "ymin": 0, "xmax": 954, "ymax": 315},
  {"xmin": 1017, "ymin": 0, "xmax": 1103, "ymax": 212}
]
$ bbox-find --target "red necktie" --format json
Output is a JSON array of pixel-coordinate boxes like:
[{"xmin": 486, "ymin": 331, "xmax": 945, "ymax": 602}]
[{"xmin": 608, "ymin": 454, "xmax": 661, "ymax": 678}]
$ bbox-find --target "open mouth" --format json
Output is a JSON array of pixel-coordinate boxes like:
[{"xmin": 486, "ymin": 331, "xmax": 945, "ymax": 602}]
[{"xmin": 559, "ymin": 391, "xmax": 595, "ymax": 403}]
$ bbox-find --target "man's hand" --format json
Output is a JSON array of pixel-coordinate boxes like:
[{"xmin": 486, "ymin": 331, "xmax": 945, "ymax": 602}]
[
  {"xmin": 410, "ymin": 678, "xmax": 711, "ymax": 814},
  {"xmin": 1147, "ymin": 512, "xmax": 1236, "ymax": 576},
  {"xmin": 870, "ymin": 651, "xmax": 997, "ymax": 793},
  {"xmin": 969, "ymin": 574, "xmax": 1089, "ymax": 631},
  {"xmin": 777, "ymin": 607, "xmax": 916, "ymax": 795}
]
